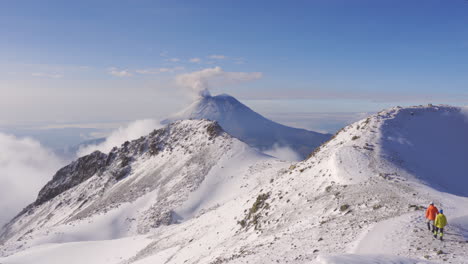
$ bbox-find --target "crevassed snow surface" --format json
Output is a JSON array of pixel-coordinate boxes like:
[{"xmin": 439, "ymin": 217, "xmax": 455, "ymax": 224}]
[{"xmin": 1, "ymin": 105, "xmax": 468, "ymax": 264}]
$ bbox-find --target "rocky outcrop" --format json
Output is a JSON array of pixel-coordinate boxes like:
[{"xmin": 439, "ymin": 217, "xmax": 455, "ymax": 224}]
[
  {"xmin": 0, "ymin": 119, "xmax": 230, "ymax": 248},
  {"xmin": 35, "ymin": 151, "xmax": 108, "ymax": 206}
]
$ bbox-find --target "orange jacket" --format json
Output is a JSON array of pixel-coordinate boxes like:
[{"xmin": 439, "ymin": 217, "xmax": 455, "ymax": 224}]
[{"xmin": 425, "ymin": 205, "xmax": 439, "ymax": 220}]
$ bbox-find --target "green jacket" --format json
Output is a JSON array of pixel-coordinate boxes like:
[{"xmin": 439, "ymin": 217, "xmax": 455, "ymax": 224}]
[{"xmin": 435, "ymin": 213, "xmax": 447, "ymax": 228}]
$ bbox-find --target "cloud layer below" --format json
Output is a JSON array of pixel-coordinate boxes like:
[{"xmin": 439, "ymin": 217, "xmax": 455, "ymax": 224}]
[
  {"xmin": 0, "ymin": 133, "xmax": 65, "ymax": 227},
  {"xmin": 77, "ymin": 119, "xmax": 162, "ymax": 156}
]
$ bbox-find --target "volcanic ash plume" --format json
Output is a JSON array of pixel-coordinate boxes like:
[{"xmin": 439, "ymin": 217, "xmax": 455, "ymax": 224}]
[{"xmin": 175, "ymin": 66, "xmax": 262, "ymax": 98}]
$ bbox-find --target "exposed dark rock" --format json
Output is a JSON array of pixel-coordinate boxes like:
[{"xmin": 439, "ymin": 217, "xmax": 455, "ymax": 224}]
[
  {"xmin": 113, "ymin": 165, "xmax": 131, "ymax": 181},
  {"xmin": 148, "ymin": 142, "xmax": 162, "ymax": 156},
  {"xmin": 206, "ymin": 121, "xmax": 222, "ymax": 139},
  {"xmin": 34, "ymin": 151, "xmax": 108, "ymax": 206},
  {"xmin": 1, "ymin": 120, "xmax": 230, "ymax": 246}
]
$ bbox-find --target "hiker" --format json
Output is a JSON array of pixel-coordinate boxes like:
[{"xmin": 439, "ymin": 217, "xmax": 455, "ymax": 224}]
[
  {"xmin": 434, "ymin": 209, "xmax": 447, "ymax": 241},
  {"xmin": 425, "ymin": 202, "xmax": 438, "ymax": 232}
]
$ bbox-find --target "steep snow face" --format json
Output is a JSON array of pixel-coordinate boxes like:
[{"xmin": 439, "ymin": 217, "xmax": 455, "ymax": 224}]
[
  {"xmin": 296, "ymin": 105, "xmax": 468, "ymax": 191},
  {"xmin": 165, "ymin": 94, "xmax": 331, "ymax": 159},
  {"xmin": 379, "ymin": 106, "xmax": 468, "ymax": 196},
  {"xmin": 0, "ymin": 120, "xmax": 284, "ymax": 256}
]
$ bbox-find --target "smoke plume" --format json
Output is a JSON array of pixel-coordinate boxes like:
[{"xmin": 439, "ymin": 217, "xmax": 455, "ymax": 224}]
[{"xmin": 175, "ymin": 67, "xmax": 262, "ymax": 98}]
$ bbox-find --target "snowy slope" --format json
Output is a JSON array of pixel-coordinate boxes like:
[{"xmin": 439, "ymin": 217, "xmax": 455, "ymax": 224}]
[
  {"xmin": 0, "ymin": 120, "xmax": 287, "ymax": 257},
  {"xmin": 136, "ymin": 105, "xmax": 468, "ymax": 263},
  {"xmin": 164, "ymin": 94, "xmax": 331, "ymax": 159},
  {"xmin": 1, "ymin": 105, "xmax": 468, "ymax": 264},
  {"xmin": 379, "ymin": 106, "xmax": 468, "ymax": 196}
]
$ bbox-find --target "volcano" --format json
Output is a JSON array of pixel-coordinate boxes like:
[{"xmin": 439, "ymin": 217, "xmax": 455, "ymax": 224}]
[{"xmin": 164, "ymin": 94, "xmax": 331, "ymax": 159}]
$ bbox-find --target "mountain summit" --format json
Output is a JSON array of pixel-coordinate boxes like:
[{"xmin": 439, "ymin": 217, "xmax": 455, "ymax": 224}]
[
  {"xmin": 0, "ymin": 119, "xmax": 284, "ymax": 254},
  {"xmin": 165, "ymin": 94, "xmax": 331, "ymax": 158}
]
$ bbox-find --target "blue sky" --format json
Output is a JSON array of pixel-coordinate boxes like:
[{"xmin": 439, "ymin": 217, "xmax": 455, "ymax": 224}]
[{"xmin": 1, "ymin": 0, "xmax": 468, "ymax": 131}]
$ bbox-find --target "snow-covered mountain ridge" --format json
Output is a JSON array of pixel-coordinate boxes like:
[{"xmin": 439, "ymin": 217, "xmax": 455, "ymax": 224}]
[
  {"xmin": 164, "ymin": 94, "xmax": 331, "ymax": 159},
  {"xmin": 0, "ymin": 119, "xmax": 287, "ymax": 257},
  {"xmin": 1, "ymin": 105, "xmax": 468, "ymax": 264},
  {"xmin": 131, "ymin": 104, "xmax": 468, "ymax": 263}
]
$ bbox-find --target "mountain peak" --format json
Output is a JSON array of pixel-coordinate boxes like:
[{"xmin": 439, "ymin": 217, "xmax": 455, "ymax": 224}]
[
  {"xmin": 1, "ymin": 119, "xmax": 270, "ymax": 248},
  {"xmin": 24, "ymin": 119, "xmax": 227, "ymax": 214},
  {"xmin": 298, "ymin": 104, "xmax": 468, "ymax": 195},
  {"xmin": 205, "ymin": 93, "xmax": 236, "ymax": 100},
  {"xmin": 166, "ymin": 94, "xmax": 331, "ymax": 158}
]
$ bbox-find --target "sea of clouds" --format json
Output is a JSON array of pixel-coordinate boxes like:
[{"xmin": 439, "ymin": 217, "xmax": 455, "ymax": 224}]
[
  {"xmin": 0, "ymin": 133, "xmax": 65, "ymax": 227},
  {"xmin": 77, "ymin": 119, "xmax": 162, "ymax": 157}
]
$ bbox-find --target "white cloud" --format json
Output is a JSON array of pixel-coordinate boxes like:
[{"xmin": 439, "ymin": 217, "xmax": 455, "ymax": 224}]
[
  {"xmin": 263, "ymin": 144, "xmax": 302, "ymax": 162},
  {"xmin": 108, "ymin": 67, "xmax": 133, "ymax": 77},
  {"xmin": 233, "ymin": 57, "xmax": 246, "ymax": 64},
  {"xmin": 208, "ymin": 54, "xmax": 227, "ymax": 60},
  {"xmin": 0, "ymin": 133, "xmax": 65, "ymax": 226},
  {"xmin": 31, "ymin": 72, "xmax": 63, "ymax": 78},
  {"xmin": 136, "ymin": 66, "xmax": 184, "ymax": 75},
  {"xmin": 77, "ymin": 119, "xmax": 162, "ymax": 156},
  {"xmin": 135, "ymin": 69, "xmax": 156, "ymax": 74},
  {"xmin": 166, "ymin": 58, "xmax": 180, "ymax": 62},
  {"xmin": 175, "ymin": 66, "xmax": 263, "ymax": 97},
  {"xmin": 159, "ymin": 67, "xmax": 184, "ymax": 73},
  {"xmin": 159, "ymin": 51, "xmax": 168, "ymax": 57},
  {"xmin": 189, "ymin": 58, "xmax": 202, "ymax": 63}
]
